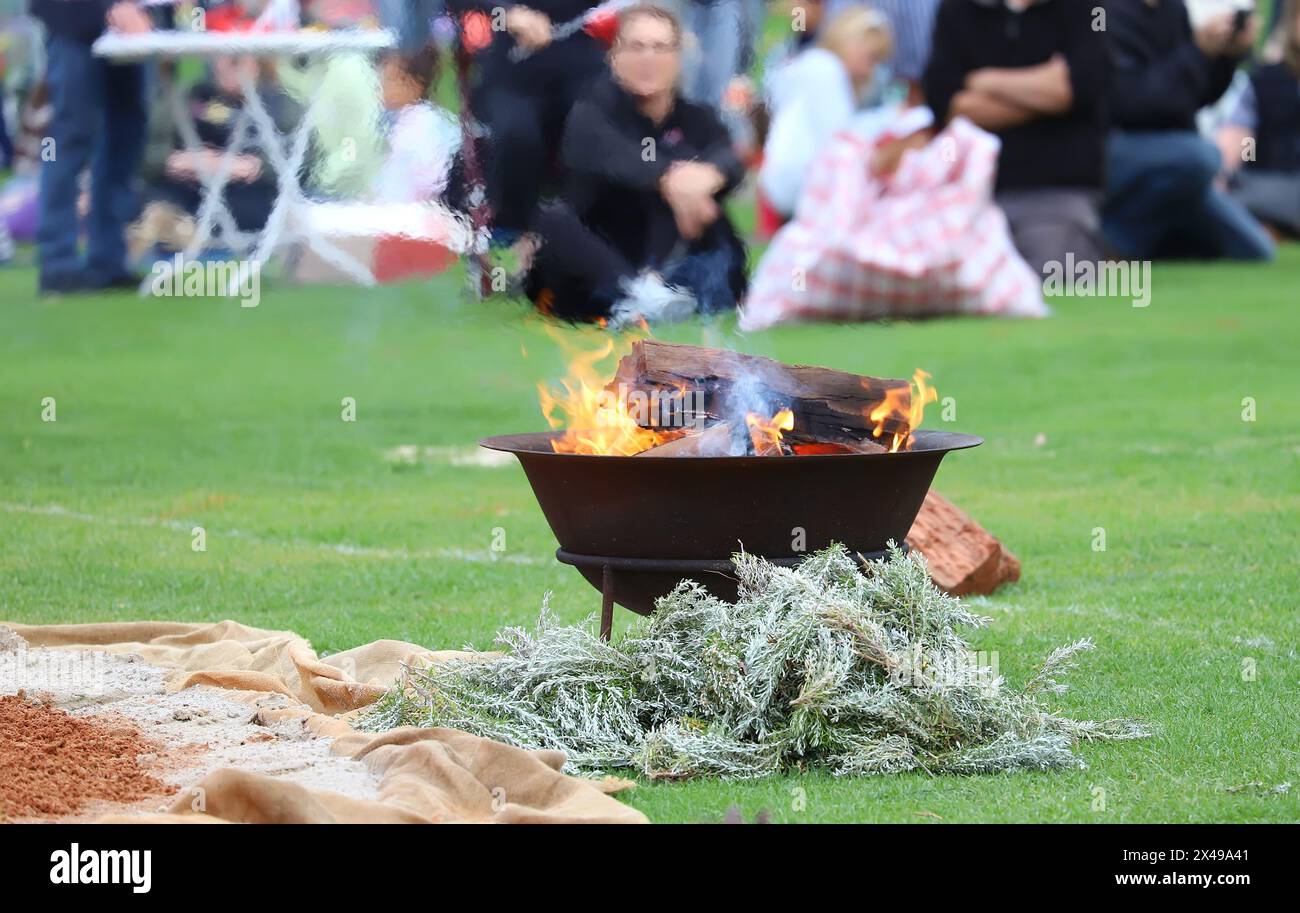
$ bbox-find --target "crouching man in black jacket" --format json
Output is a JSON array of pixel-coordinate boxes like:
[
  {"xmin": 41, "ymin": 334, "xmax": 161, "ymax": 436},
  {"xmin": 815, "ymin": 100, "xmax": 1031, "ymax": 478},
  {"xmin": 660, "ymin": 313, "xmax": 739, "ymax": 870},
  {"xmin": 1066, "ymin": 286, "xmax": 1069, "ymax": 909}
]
[{"xmin": 524, "ymin": 3, "xmax": 747, "ymax": 325}]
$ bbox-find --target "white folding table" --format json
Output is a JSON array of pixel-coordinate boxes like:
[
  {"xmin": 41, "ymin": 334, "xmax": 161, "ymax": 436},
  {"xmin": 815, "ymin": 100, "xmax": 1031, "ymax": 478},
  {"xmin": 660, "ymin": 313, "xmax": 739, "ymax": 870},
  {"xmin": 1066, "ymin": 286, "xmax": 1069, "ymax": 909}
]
[{"xmin": 93, "ymin": 28, "xmax": 396, "ymax": 292}]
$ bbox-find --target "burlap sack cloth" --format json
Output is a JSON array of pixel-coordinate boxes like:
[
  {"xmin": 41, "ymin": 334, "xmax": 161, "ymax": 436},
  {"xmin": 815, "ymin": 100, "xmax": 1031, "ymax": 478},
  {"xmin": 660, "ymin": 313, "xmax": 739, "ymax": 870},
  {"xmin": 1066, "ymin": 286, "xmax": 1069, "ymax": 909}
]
[{"xmin": 3, "ymin": 620, "xmax": 647, "ymax": 824}]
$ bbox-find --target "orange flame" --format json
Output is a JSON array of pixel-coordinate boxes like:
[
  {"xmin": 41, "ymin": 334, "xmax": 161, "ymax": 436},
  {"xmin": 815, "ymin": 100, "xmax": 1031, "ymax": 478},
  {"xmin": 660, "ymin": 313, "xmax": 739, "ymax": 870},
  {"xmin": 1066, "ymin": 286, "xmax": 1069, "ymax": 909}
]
[
  {"xmin": 746, "ymin": 408, "xmax": 795, "ymax": 456},
  {"xmin": 537, "ymin": 332, "xmax": 676, "ymax": 456},
  {"xmin": 869, "ymin": 370, "xmax": 937, "ymax": 453}
]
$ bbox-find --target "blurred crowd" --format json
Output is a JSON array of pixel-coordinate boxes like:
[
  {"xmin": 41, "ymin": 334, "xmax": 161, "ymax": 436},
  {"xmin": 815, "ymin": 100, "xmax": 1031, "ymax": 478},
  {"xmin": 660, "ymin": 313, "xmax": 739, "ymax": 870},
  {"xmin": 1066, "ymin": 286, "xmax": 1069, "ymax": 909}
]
[{"xmin": 1, "ymin": 0, "xmax": 1296, "ymax": 322}]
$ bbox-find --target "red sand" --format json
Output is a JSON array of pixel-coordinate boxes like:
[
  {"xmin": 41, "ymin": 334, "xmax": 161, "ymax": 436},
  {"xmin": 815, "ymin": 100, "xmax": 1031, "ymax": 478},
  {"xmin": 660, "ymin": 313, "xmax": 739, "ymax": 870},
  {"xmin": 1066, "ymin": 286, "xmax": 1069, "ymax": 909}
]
[{"xmin": 0, "ymin": 692, "xmax": 171, "ymax": 820}]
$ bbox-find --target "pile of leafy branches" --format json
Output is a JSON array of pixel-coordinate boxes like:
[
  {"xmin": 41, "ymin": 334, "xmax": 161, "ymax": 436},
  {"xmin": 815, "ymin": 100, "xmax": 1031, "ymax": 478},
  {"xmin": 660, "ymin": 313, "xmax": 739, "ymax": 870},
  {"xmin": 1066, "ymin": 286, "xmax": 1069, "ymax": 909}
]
[{"xmin": 360, "ymin": 546, "xmax": 1149, "ymax": 779}]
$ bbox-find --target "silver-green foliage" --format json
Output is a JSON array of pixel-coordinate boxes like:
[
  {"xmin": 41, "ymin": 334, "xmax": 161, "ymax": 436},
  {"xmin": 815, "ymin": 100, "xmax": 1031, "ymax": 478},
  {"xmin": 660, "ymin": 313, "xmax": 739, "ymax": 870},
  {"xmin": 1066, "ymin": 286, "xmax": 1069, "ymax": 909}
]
[{"xmin": 360, "ymin": 546, "xmax": 1150, "ymax": 779}]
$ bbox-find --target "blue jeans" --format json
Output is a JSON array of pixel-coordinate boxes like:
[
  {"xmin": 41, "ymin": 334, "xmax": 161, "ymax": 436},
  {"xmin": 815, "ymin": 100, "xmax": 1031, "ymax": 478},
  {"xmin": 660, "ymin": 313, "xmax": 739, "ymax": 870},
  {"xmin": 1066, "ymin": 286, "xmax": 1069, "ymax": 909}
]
[
  {"xmin": 375, "ymin": 0, "xmax": 440, "ymax": 53},
  {"xmin": 0, "ymin": 101, "xmax": 14, "ymax": 170},
  {"xmin": 682, "ymin": 0, "xmax": 744, "ymax": 109},
  {"xmin": 36, "ymin": 34, "xmax": 147, "ymax": 284},
  {"xmin": 1102, "ymin": 131, "xmax": 1275, "ymax": 261}
]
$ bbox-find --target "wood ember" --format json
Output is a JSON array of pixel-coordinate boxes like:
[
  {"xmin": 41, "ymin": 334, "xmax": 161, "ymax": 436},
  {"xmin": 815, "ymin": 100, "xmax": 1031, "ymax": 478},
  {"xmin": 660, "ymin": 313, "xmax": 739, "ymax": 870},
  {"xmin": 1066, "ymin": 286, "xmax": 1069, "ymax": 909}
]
[
  {"xmin": 906, "ymin": 491, "xmax": 1021, "ymax": 596},
  {"xmin": 610, "ymin": 341, "xmax": 913, "ymax": 443},
  {"xmin": 636, "ymin": 422, "xmax": 739, "ymax": 457},
  {"xmin": 789, "ymin": 435, "xmax": 888, "ymax": 455}
]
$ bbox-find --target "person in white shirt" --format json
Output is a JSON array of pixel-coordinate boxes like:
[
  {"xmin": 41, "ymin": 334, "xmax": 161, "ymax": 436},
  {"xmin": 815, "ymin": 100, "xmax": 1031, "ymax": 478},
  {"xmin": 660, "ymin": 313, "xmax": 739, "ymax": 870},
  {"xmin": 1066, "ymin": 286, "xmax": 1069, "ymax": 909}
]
[
  {"xmin": 759, "ymin": 6, "xmax": 893, "ymax": 218},
  {"xmin": 374, "ymin": 46, "xmax": 461, "ymax": 204}
]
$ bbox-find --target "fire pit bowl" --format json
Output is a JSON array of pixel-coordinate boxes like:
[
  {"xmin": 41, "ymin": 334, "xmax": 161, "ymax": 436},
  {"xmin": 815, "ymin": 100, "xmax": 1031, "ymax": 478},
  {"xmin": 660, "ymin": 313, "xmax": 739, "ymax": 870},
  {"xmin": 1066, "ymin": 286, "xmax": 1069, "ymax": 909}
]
[{"xmin": 481, "ymin": 430, "xmax": 982, "ymax": 631}]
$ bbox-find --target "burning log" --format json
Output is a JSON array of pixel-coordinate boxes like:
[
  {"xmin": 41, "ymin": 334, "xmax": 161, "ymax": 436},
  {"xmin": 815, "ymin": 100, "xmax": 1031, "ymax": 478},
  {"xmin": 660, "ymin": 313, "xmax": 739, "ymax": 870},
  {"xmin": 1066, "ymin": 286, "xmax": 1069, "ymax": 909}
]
[
  {"xmin": 746, "ymin": 408, "xmax": 795, "ymax": 456},
  {"xmin": 905, "ymin": 491, "xmax": 1021, "ymax": 596},
  {"xmin": 636, "ymin": 425, "xmax": 889, "ymax": 458},
  {"xmin": 788, "ymin": 435, "xmax": 887, "ymax": 456},
  {"xmin": 635, "ymin": 422, "xmax": 738, "ymax": 457},
  {"xmin": 610, "ymin": 341, "xmax": 914, "ymax": 446}
]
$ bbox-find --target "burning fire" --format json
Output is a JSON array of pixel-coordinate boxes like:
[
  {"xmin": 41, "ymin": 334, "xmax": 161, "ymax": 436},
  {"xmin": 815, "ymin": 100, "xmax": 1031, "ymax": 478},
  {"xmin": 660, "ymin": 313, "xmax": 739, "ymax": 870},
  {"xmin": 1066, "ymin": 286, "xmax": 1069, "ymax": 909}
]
[
  {"xmin": 537, "ymin": 335, "xmax": 677, "ymax": 456},
  {"xmin": 869, "ymin": 370, "xmax": 938, "ymax": 453},
  {"xmin": 538, "ymin": 334, "xmax": 939, "ymax": 458},
  {"xmin": 746, "ymin": 408, "xmax": 794, "ymax": 456}
]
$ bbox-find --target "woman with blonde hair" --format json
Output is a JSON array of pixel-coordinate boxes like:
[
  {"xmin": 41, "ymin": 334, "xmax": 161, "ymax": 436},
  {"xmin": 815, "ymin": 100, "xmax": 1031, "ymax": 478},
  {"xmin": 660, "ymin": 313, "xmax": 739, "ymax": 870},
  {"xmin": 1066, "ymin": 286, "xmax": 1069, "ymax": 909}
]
[{"xmin": 758, "ymin": 5, "xmax": 894, "ymax": 218}]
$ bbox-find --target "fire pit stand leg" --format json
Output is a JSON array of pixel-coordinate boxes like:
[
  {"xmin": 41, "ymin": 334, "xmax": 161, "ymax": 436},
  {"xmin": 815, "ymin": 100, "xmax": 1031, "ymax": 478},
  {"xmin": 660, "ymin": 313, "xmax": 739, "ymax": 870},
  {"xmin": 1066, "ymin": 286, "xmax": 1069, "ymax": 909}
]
[
  {"xmin": 555, "ymin": 546, "xmax": 908, "ymax": 642},
  {"xmin": 599, "ymin": 564, "xmax": 614, "ymax": 641}
]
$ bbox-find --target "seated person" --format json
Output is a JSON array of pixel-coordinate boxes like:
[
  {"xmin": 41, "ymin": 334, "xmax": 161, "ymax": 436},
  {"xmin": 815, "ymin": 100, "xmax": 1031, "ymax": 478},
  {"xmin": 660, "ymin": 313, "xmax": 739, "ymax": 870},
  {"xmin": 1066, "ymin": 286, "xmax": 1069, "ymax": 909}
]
[
  {"xmin": 923, "ymin": 0, "xmax": 1108, "ymax": 275},
  {"xmin": 1103, "ymin": 0, "xmax": 1273, "ymax": 260},
  {"xmin": 135, "ymin": 54, "xmax": 295, "ymax": 255},
  {"xmin": 374, "ymin": 45, "xmax": 461, "ymax": 204},
  {"xmin": 523, "ymin": 3, "xmax": 747, "ymax": 325},
  {"xmin": 1217, "ymin": 0, "xmax": 1300, "ymax": 238},
  {"xmin": 743, "ymin": 103, "xmax": 1048, "ymax": 330},
  {"xmin": 760, "ymin": 6, "xmax": 894, "ymax": 218}
]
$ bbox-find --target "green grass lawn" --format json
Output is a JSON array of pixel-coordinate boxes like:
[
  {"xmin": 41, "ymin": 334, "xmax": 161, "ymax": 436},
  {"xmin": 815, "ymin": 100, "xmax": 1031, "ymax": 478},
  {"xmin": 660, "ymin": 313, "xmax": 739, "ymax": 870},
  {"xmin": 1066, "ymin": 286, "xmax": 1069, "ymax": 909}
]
[{"xmin": 1, "ymin": 250, "xmax": 1297, "ymax": 823}]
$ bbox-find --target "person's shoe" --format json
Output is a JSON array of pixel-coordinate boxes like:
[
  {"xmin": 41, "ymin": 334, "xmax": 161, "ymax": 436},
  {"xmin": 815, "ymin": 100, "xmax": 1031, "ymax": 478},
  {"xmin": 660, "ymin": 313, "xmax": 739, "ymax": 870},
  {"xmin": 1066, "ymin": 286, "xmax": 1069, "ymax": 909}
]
[
  {"xmin": 607, "ymin": 272, "xmax": 698, "ymax": 330},
  {"xmin": 84, "ymin": 272, "xmax": 143, "ymax": 292},
  {"xmin": 37, "ymin": 270, "xmax": 88, "ymax": 297}
]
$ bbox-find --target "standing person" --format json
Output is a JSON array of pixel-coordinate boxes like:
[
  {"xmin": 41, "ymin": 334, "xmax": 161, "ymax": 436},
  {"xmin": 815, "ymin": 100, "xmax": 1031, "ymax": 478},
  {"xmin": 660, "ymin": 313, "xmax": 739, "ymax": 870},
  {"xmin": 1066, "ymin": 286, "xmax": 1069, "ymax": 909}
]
[
  {"xmin": 759, "ymin": 6, "xmax": 893, "ymax": 217},
  {"xmin": 524, "ymin": 3, "xmax": 747, "ymax": 324},
  {"xmin": 1103, "ymin": 0, "xmax": 1273, "ymax": 260},
  {"xmin": 31, "ymin": 1, "xmax": 151, "ymax": 293},
  {"xmin": 923, "ymin": 0, "xmax": 1109, "ymax": 275},
  {"xmin": 1217, "ymin": 0, "xmax": 1300, "ymax": 237},
  {"xmin": 680, "ymin": 0, "xmax": 745, "ymax": 109},
  {"xmin": 450, "ymin": 0, "xmax": 607, "ymax": 240}
]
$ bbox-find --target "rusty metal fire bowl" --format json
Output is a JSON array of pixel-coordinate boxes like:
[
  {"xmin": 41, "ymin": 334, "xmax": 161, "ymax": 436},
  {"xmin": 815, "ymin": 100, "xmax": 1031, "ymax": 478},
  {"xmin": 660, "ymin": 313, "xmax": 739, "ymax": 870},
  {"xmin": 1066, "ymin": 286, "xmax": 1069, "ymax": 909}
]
[{"xmin": 480, "ymin": 430, "xmax": 982, "ymax": 636}]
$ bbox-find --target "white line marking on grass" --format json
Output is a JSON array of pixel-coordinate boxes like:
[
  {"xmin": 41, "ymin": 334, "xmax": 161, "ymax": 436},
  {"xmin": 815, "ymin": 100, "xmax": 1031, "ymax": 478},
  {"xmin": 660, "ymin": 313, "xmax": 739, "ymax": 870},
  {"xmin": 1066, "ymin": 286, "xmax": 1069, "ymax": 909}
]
[
  {"xmin": 0, "ymin": 502, "xmax": 545, "ymax": 566},
  {"xmin": 382, "ymin": 445, "xmax": 515, "ymax": 468}
]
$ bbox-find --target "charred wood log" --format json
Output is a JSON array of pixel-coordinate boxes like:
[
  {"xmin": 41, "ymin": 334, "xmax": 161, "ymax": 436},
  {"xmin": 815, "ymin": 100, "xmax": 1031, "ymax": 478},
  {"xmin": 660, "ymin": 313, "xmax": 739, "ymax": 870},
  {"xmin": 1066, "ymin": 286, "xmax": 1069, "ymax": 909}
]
[
  {"xmin": 610, "ymin": 341, "xmax": 912, "ymax": 443},
  {"xmin": 905, "ymin": 491, "xmax": 1021, "ymax": 596}
]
